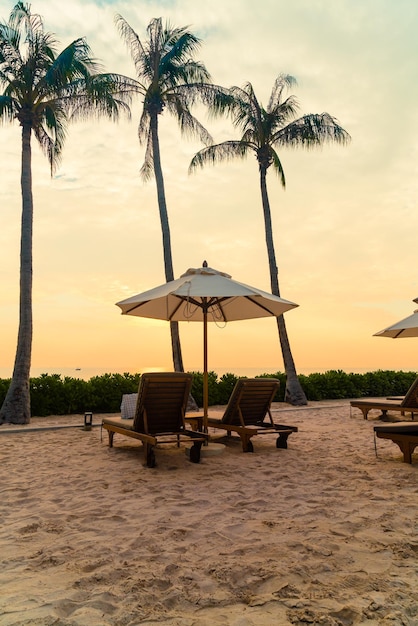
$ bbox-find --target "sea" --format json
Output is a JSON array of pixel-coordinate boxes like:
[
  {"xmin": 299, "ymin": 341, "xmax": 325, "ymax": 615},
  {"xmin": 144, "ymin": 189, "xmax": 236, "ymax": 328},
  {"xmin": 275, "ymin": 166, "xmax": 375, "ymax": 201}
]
[{"xmin": 0, "ymin": 365, "xmax": 412, "ymax": 381}]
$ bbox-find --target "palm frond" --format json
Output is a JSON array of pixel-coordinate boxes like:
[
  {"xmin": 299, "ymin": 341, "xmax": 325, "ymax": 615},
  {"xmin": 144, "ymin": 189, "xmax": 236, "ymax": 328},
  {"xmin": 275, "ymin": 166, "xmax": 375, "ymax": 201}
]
[
  {"xmin": 228, "ymin": 83, "xmax": 260, "ymax": 132},
  {"xmin": 9, "ymin": 2, "xmax": 43, "ymax": 41},
  {"xmin": 199, "ymin": 84, "xmax": 235, "ymax": 118},
  {"xmin": 268, "ymin": 94, "xmax": 300, "ymax": 127},
  {"xmin": 270, "ymin": 149, "xmax": 286, "ymax": 187},
  {"xmin": 165, "ymin": 96, "xmax": 212, "ymax": 144},
  {"xmin": 162, "ymin": 29, "xmax": 201, "ymax": 67},
  {"xmin": 166, "ymin": 58, "xmax": 210, "ymax": 86},
  {"xmin": 267, "ymin": 73, "xmax": 297, "ymax": 111},
  {"xmin": 42, "ymin": 38, "xmax": 100, "ymax": 91},
  {"xmin": 139, "ymin": 126, "xmax": 154, "ymax": 181},
  {"xmin": 273, "ymin": 112, "xmax": 351, "ymax": 148},
  {"xmin": 115, "ymin": 14, "xmax": 146, "ymax": 78},
  {"xmin": 162, "ymin": 80, "xmax": 216, "ymax": 111},
  {"xmin": 0, "ymin": 22, "xmax": 21, "ymax": 61},
  {"xmin": 189, "ymin": 140, "xmax": 250, "ymax": 173},
  {"xmin": 147, "ymin": 17, "xmax": 164, "ymax": 56},
  {"xmin": 138, "ymin": 107, "xmax": 149, "ymax": 143},
  {"xmin": 62, "ymin": 72, "xmax": 134, "ymax": 122},
  {"xmin": 240, "ymin": 127, "xmax": 259, "ymax": 146},
  {"xmin": 0, "ymin": 23, "xmax": 23, "ymax": 76},
  {"xmin": 33, "ymin": 119, "xmax": 64, "ymax": 174},
  {"xmin": 0, "ymin": 94, "xmax": 17, "ymax": 121}
]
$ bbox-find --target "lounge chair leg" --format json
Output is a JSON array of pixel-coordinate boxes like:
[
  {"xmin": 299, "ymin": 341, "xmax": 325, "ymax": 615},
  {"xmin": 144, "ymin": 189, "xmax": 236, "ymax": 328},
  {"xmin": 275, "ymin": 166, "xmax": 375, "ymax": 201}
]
[
  {"xmin": 108, "ymin": 432, "xmax": 114, "ymax": 448},
  {"xmin": 242, "ymin": 436, "xmax": 254, "ymax": 453},
  {"xmin": 403, "ymin": 445, "xmax": 413, "ymax": 464},
  {"xmin": 276, "ymin": 433, "xmax": 289, "ymax": 449},
  {"xmin": 144, "ymin": 443, "xmax": 156, "ymax": 468},
  {"xmin": 395, "ymin": 441, "xmax": 414, "ymax": 464},
  {"xmin": 189, "ymin": 441, "xmax": 203, "ymax": 463}
]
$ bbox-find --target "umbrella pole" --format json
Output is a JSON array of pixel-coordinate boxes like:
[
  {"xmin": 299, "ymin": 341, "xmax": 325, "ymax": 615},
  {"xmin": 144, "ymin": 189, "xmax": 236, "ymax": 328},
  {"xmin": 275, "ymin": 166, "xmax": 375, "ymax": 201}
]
[{"xmin": 203, "ymin": 310, "xmax": 208, "ymax": 422}]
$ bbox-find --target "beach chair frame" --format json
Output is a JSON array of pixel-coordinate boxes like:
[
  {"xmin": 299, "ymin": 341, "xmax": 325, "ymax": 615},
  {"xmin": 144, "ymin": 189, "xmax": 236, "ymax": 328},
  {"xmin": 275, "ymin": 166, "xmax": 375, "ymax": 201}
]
[
  {"xmin": 102, "ymin": 372, "xmax": 207, "ymax": 467},
  {"xmin": 196, "ymin": 378, "xmax": 298, "ymax": 452}
]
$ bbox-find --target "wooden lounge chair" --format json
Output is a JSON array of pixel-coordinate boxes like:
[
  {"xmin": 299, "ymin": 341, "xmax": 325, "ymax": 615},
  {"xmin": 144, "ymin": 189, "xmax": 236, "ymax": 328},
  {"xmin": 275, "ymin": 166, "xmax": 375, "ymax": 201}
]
[
  {"xmin": 196, "ymin": 378, "xmax": 298, "ymax": 453},
  {"xmin": 350, "ymin": 376, "xmax": 418, "ymax": 420},
  {"xmin": 102, "ymin": 372, "xmax": 207, "ymax": 467},
  {"xmin": 374, "ymin": 423, "xmax": 418, "ymax": 463}
]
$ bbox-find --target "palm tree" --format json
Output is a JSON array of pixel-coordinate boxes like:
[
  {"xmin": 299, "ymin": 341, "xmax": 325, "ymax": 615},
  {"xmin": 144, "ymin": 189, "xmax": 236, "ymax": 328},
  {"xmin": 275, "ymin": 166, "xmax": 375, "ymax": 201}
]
[
  {"xmin": 115, "ymin": 15, "xmax": 218, "ymax": 373},
  {"xmin": 0, "ymin": 2, "xmax": 133, "ymax": 424},
  {"xmin": 190, "ymin": 74, "xmax": 350, "ymax": 405}
]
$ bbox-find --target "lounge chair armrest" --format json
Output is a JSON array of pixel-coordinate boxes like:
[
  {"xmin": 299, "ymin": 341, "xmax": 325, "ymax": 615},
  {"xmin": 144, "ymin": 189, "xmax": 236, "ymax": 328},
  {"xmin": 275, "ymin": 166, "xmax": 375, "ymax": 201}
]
[
  {"xmin": 273, "ymin": 423, "xmax": 298, "ymax": 432},
  {"xmin": 184, "ymin": 416, "xmax": 203, "ymax": 431},
  {"xmin": 183, "ymin": 429, "xmax": 209, "ymax": 441},
  {"xmin": 205, "ymin": 419, "xmax": 258, "ymax": 435}
]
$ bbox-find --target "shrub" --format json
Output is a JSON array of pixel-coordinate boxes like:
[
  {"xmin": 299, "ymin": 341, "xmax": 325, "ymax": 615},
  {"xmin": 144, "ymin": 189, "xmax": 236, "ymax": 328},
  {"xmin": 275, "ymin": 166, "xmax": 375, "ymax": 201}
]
[
  {"xmin": 298, "ymin": 370, "xmax": 366, "ymax": 400},
  {"xmin": 87, "ymin": 373, "xmax": 141, "ymax": 413},
  {"xmin": 0, "ymin": 377, "xmax": 11, "ymax": 408},
  {"xmin": 190, "ymin": 370, "xmax": 220, "ymax": 407},
  {"xmin": 217, "ymin": 373, "xmax": 239, "ymax": 404},
  {"xmin": 30, "ymin": 374, "xmax": 77, "ymax": 416}
]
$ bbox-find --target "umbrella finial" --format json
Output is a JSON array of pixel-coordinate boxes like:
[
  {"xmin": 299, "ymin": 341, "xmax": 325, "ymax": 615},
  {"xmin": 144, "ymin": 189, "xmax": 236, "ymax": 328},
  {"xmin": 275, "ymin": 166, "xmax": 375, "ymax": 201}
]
[{"xmin": 202, "ymin": 260, "xmax": 208, "ymax": 267}]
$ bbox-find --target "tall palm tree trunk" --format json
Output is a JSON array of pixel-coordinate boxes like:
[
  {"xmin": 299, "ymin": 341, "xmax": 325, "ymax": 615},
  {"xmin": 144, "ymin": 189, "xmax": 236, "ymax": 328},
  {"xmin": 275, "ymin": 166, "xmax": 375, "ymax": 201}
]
[
  {"xmin": 259, "ymin": 167, "xmax": 307, "ymax": 405},
  {"xmin": 0, "ymin": 123, "xmax": 33, "ymax": 424},
  {"xmin": 149, "ymin": 111, "xmax": 184, "ymax": 372}
]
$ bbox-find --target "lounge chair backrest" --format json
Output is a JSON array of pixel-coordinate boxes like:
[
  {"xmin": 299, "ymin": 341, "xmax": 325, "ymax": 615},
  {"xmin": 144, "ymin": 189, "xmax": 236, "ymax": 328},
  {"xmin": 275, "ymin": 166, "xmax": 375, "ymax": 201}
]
[
  {"xmin": 400, "ymin": 375, "xmax": 418, "ymax": 408},
  {"xmin": 221, "ymin": 378, "xmax": 280, "ymax": 426},
  {"xmin": 133, "ymin": 372, "xmax": 193, "ymax": 435}
]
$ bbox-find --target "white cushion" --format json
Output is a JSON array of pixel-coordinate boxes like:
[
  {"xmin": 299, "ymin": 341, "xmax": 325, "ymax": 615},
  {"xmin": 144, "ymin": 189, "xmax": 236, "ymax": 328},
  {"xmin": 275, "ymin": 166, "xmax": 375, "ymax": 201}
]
[{"xmin": 121, "ymin": 393, "xmax": 138, "ymax": 419}]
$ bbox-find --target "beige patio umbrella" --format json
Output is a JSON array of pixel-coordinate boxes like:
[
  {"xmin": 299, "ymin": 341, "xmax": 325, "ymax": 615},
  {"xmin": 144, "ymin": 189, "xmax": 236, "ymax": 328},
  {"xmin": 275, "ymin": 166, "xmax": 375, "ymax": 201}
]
[
  {"xmin": 374, "ymin": 298, "xmax": 418, "ymax": 338},
  {"xmin": 116, "ymin": 262, "xmax": 298, "ymax": 418}
]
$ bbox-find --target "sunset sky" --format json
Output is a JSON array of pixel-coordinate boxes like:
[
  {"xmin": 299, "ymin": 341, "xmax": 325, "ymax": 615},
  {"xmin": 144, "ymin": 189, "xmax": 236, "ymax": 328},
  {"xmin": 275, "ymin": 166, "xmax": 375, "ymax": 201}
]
[{"xmin": 1, "ymin": 0, "xmax": 418, "ymax": 379}]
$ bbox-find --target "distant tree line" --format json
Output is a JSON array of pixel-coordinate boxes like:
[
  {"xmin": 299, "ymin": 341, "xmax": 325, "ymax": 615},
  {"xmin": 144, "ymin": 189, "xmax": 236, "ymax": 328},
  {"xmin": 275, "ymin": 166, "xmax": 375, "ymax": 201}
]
[{"xmin": 0, "ymin": 370, "xmax": 414, "ymax": 418}]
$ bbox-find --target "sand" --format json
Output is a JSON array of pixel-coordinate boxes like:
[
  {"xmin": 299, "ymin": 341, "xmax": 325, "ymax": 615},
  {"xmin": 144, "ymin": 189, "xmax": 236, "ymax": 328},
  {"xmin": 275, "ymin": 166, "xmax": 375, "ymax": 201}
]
[{"xmin": 1, "ymin": 401, "xmax": 417, "ymax": 626}]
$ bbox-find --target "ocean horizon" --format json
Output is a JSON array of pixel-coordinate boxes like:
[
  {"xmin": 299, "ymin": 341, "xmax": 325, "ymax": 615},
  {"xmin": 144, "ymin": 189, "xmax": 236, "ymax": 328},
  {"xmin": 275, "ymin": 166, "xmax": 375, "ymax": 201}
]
[{"xmin": 0, "ymin": 365, "xmax": 416, "ymax": 381}]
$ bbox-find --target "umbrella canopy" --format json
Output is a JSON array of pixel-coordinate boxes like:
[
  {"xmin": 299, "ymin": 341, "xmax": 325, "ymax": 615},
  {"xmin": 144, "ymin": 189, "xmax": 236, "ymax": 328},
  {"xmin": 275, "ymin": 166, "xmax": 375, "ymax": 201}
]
[
  {"xmin": 374, "ymin": 298, "xmax": 418, "ymax": 338},
  {"xmin": 116, "ymin": 262, "xmax": 298, "ymax": 416}
]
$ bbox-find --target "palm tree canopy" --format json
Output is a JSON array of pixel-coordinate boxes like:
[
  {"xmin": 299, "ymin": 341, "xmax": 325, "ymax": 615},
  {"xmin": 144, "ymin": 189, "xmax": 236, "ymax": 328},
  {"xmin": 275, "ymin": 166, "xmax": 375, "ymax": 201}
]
[
  {"xmin": 0, "ymin": 1, "xmax": 132, "ymax": 173},
  {"xmin": 190, "ymin": 73, "xmax": 350, "ymax": 186},
  {"xmin": 115, "ymin": 15, "xmax": 220, "ymax": 181}
]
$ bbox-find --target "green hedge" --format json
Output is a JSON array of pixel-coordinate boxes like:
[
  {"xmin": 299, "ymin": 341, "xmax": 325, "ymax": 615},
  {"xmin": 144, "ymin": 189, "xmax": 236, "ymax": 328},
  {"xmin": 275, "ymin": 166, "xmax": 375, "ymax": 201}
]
[
  {"xmin": 0, "ymin": 369, "xmax": 416, "ymax": 417},
  {"xmin": 4, "ymin": 372, "xmax": 140, "ymax": 417},
  {"xmin": 296, "ymin": 369, "xmax": 418, "ymax": 401}
]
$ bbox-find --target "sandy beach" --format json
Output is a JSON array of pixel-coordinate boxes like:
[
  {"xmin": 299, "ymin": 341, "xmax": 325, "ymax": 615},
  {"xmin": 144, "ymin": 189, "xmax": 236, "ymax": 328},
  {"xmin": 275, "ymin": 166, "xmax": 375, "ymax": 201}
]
[{"xmin": 1, "ymin": 400, "xmax": 417, "ymax": 626}]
